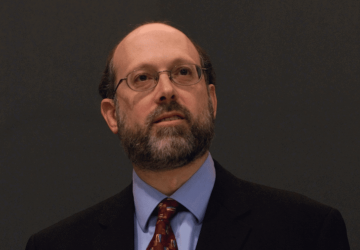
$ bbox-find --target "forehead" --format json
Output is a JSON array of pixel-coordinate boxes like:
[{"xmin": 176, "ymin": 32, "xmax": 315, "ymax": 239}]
[{"xmin": 113, "ymin": 24, "xmax": 200, "ymax": 76}]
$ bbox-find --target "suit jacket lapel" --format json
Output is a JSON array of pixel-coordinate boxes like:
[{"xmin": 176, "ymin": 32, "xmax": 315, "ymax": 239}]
[
  {"xmin": 196, "ymin": 160, "xmax": 252, "ymax": 250},
  {"xmin": 93, "ymin": 184, "xmax": 135, "ymax": 250}
]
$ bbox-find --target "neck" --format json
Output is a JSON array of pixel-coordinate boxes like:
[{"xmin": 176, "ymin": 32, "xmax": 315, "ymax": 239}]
[{"xmin": 133, "ymin": 151, "xmax": 209, "ymax": 196}]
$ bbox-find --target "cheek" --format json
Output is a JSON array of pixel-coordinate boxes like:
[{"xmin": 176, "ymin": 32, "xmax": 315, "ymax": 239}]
[
  {"xmin": 118, "ymin": 97, "xmax": 154, "ymax": 127},
  {"xmin": 190, "ymin": 87, "xmax": 210, "ymax": 112},
  {"xmin": 177, "ymin": 84, "xmax": 207, "ymax": 114},
  {"xmin": 117, "ymin": 96, "xmax": 137, "ymax": 125},
  {"xmin": 119, "ymin": 84, "xmax": 155, "ymax": 115}
]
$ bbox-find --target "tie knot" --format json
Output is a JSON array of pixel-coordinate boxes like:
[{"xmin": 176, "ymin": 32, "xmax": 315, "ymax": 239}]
[{"xmin": 157, "ymin": 198, "xmax": 179, "ymax": 220}]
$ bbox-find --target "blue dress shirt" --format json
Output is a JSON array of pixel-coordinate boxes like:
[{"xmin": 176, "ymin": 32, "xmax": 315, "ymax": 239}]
[{"xmin": 133, "ymin": 153, "xmax": 216, "ymax": 250}]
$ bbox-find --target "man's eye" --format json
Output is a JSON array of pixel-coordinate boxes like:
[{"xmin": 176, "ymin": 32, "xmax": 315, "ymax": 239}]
[
  {"xmin": 134, "ymin": 73, "xmax": 152, "ymax": 82},
  {"xmin": 177, "ymin": 67, "xmax": 194, "ymax": 75},
  {"xmin": 179, "ymin": 68, "xmax": 190, "ymax": 75},
  {"xmin": 138, "ymin": 74, "xmax": 148, "ymax": 81}
]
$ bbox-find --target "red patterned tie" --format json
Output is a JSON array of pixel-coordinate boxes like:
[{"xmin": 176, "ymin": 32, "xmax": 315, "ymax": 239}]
[{"xmin": 146, "ymin": 198, "xmax": 179, "ymax": 250}]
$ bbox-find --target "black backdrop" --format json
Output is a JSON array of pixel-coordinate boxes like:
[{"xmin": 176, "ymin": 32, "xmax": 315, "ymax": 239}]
[{"xmin": 1, "ymin": 0, "xmax": 359, "ymax": 249}]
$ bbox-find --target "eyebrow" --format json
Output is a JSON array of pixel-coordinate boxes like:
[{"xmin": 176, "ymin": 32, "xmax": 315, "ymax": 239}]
[{"xmin": 127, "ymin": 58, "xmax": 197, "ymax": 74}]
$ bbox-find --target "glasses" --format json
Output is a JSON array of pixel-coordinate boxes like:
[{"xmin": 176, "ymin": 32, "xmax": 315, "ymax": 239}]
[{"xmin": 114, "ymin": 64, "xmax": 206, "ymax": 92}]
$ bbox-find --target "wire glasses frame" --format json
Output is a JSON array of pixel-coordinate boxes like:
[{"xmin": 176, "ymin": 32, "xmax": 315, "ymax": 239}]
[{"xmin": 113, "ymin": 64, "xmax": 207, "ymax": 93}]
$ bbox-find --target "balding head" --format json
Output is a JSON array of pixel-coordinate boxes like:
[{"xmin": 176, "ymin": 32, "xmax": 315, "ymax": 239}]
[
  {"xmin": 99, "ymin": 22, "xmax": 215, "ymax": 99},
  {"xmin": 121, "ymin": 23, "xmax": 188, "ymax": 46},
  {"xmin": 113, "ymin": 23, "xmax": 201, "ymax": 84}
]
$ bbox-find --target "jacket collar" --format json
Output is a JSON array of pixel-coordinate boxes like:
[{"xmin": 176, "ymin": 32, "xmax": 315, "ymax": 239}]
[
  {"xmin": 195, "ymin": 159, "xmax": 252, "ymax": 250},
  {"xmin": 94, "ymin": 184, "xmax": 135, "ymax": 250}
]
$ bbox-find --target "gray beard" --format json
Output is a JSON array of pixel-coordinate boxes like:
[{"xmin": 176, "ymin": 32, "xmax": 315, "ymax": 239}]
[{"xmin": 115, "ymin": 99, "xmax": 215, "ymax": 172}]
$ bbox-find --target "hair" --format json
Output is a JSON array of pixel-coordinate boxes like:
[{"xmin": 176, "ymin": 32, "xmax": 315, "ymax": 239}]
[{"xmin": 98, "ymin": 21, "xmax": 216, "ymax": 99}]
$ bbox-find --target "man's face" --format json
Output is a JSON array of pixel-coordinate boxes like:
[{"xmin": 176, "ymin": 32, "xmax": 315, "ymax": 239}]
[{"xmin": 103, "ymin": 24, "xmax": 217, "ymax": 171}]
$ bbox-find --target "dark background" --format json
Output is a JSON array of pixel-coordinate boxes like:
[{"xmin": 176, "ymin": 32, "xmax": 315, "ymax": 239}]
[{"xmin": 1, "ymin": 0, "xmax": 359, "ymax": 249}]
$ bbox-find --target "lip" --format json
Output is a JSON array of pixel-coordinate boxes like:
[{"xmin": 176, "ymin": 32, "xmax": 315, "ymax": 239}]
[{"xmin": 154, "ymin": 111, "xmax": 185, "ymax": 123}]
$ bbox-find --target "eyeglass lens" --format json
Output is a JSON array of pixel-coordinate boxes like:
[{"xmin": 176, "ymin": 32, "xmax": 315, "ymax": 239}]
[{"xmin": 127, "ymin": 64, "xmax": 202, "ymax": 91}]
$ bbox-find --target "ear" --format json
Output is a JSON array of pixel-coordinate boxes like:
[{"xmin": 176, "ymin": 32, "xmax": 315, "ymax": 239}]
[
  {"xmin": 100, "ymin": 98, "xmax": 119, "ymax": 134},
  {"xmin": 208, "ymin": 84, "xmax": 217, "ymax": 119}
]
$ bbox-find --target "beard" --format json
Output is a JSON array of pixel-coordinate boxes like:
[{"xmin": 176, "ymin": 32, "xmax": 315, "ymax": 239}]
[{"xmin": 115, "ymin": 96, "xmax": 215, "ymax": 172}]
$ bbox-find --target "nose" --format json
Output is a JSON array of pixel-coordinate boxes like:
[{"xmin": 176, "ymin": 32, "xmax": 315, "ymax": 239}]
[{"xmin": 154, "ymin": 70, "xmax": 177, "ymax": 103}]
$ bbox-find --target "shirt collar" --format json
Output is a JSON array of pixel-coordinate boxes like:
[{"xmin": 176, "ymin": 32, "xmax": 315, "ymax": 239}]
[{"xmin": 133, "ymin": 152, "xmax": 216, "ymax": 232}]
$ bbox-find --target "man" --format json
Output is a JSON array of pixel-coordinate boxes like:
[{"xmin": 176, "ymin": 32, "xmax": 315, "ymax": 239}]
[{"xmin": 26, "ymin": 22, "xmax": 350, "ymax": 250}]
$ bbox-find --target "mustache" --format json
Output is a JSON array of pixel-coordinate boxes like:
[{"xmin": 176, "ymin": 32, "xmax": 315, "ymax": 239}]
[{"xmin": 145, "ymin": 101, "xmax": 192, "ymax": 127}]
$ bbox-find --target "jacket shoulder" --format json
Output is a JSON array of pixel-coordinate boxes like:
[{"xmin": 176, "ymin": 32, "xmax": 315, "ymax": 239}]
[
  {"xmin": 213, "ymin": 159, "xmax": 333, "ymax": 214},
  {"xmin": 211, "ymin": 160, "xmax": 349, "ymax": 249},
  {"xmin": 213, "ymin": 160, "xmax": 339, "ymax": 231},
  {"xmin": 26, "ymin": 184, "xmax": 133, "ymax": 250}
]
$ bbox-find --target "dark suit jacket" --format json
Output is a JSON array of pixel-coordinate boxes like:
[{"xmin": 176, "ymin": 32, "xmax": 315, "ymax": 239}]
[{"xmin": 26, "ymin": 160, "xmax": 350, "ymax": 250}]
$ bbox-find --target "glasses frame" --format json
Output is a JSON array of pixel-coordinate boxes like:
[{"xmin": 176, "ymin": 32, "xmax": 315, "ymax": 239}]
[{"xmin": 113, "ymin": 64, "xmax": 207, "ymax": 93}]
